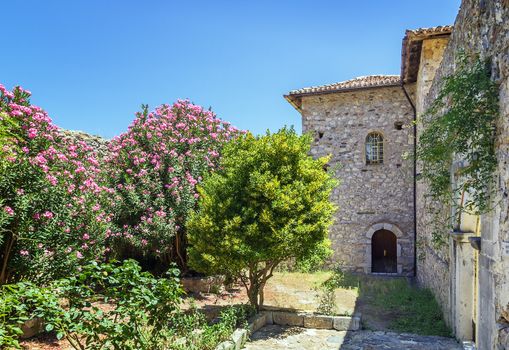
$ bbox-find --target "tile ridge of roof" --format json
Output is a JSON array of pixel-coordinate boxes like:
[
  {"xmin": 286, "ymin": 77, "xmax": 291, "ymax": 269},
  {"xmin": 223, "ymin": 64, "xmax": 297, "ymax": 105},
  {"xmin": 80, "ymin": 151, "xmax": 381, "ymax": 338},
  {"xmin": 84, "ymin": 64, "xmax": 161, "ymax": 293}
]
[{"xmin": 287, "ymin": 75, "xmax": 401, "ymax": 96}]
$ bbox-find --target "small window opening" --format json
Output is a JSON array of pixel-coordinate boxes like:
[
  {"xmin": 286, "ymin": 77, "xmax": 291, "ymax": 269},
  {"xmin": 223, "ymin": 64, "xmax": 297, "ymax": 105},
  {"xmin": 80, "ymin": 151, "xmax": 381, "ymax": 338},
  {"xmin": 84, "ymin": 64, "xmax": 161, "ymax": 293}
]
[
  {"xmin": 394, "ymin": 122, "xmax": 404, "ymax": 130},
  {"xmin": 366, "ymin": 132, "xmax": 384, "ymax": 165},
  {"xmin": 318, "ymin": 131, "xmax": 324, "ymax": 139}
]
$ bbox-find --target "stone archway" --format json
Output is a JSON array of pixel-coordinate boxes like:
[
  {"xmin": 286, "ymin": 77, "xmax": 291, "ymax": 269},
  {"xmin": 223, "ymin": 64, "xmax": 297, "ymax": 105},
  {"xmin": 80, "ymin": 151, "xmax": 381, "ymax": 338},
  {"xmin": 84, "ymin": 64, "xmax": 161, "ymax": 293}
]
[{"xmin": 365, "ymin": 223, "xmax": 403, "ymax": 274}]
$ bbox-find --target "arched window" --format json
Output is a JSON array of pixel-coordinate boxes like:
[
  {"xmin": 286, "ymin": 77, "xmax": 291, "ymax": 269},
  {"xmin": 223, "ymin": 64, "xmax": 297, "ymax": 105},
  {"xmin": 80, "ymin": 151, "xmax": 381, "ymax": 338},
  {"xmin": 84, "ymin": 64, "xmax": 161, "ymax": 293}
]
[{"xmin": 366, "ymin": 132, "xmax": 383, "ymax": 164}]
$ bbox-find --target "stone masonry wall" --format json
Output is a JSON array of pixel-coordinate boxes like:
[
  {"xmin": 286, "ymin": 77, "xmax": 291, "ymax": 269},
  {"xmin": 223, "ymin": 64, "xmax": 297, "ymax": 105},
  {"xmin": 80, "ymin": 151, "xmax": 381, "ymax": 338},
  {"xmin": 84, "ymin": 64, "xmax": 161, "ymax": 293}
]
[
  {"xmin": 413, "ymin": 37, "xmax": 453, "ymax": 326},
  {"xmin": 301, "ymin": 86, "xmax": 415, "ymax": 275},
  {"xmin": 416, "ymin": 1, "xmax": 509, "ymax": 348}
]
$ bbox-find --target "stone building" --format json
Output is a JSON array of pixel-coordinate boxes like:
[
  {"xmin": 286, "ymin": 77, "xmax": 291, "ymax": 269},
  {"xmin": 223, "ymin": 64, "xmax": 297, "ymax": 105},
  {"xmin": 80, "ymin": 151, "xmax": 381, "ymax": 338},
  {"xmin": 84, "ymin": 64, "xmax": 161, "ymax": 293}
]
[
  {"xmin": 285, "ymin": 1, "xmax": 509, "ymax": 347},
  {"xmin": 285, "ymin": 76, "xmax": 415, "ymax": 276}
]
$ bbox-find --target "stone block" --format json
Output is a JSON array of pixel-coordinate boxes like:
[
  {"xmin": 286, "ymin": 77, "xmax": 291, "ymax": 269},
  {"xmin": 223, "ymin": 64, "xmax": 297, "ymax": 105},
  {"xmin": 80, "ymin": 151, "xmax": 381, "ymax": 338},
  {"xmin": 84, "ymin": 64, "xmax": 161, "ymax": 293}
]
[
  {"xmin": 215, "ymin": 341, "xmax": 235, "ymax": 350},
  {"xmin": 21, "ymin": 318, "xmax": 44, "ymax": 339},
  {"xmin": 272, "ymin": 311, "xmax": 304, "ymax": 327},
  {"xmin": 263, "ymin": 311, "xmax": 273, "ymax": 325},
  {"xmin": 181, "ymin": 275, "xmax": 225, "ymax": 294},
  {"xmin": 231, "ymin": 329, "xmax": 247, "ymax": 350},
  {"xmin": 333, "ymin": 315, "xmax": 360, "ymax": 331},
  {"xmin": 303, "ymin": 314, "xmax": 333, "ymax": 329},
  {"xmin": 248, "ymin": 313, "xmax": 267, "ymax": 333}
]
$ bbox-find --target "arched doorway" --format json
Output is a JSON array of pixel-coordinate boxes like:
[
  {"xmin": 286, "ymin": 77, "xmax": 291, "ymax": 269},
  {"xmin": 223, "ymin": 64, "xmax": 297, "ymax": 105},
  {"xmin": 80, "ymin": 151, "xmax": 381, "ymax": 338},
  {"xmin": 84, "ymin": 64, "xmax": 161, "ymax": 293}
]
[{"xmin": 371, "ymin": 229, "xmax": 397, "ymax": 273}]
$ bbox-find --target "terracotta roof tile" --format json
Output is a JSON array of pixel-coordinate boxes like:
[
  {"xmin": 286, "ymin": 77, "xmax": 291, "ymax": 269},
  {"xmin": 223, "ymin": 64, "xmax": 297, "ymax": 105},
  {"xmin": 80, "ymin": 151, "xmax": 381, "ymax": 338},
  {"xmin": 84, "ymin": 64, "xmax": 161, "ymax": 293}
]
[
  {"xmin": 405, "ymin": 25, "xmax": 453, "ymax": 38},
  {"xmin": 287, "ymin": 75, "xmax": 401, "ymax": 96}
]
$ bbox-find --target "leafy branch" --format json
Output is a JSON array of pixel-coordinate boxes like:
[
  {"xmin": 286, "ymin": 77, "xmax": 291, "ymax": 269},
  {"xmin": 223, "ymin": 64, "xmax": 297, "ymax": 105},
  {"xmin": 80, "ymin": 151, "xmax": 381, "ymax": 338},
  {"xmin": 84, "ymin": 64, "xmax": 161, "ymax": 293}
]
[{"xmin": 417, "ymin": 52, "xmax": 499, "ymax": 246}]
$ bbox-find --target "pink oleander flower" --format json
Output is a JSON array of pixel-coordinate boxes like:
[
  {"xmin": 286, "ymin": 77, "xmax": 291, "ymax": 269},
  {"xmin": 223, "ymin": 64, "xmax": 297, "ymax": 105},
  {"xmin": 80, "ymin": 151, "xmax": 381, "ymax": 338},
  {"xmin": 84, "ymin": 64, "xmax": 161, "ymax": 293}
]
[
  {"xmin": 20, "ymin": 250, "xmax": 29, "ymax": 256},
  {"xmin": 28, "ymin": 128, "xmax": 38, "ymax": 139},
  {"xmin": 42, "ymin": 211, "xmax": 54, "ymax": 219},
  {"xmin": 4, "ymin": 206, "xmax": 14, "ymax": 216},
  {"xmin": 76, "ymin": 251, "xmax": 83, "ymax": 259}
]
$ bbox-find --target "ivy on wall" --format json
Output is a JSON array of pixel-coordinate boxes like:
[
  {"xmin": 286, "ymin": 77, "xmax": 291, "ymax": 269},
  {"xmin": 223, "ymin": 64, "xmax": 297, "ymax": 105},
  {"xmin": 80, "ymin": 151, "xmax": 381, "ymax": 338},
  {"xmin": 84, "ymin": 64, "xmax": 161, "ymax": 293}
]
[{"xmin": 417, "ymin": 53, "xmax": 499, "ymax": 246}]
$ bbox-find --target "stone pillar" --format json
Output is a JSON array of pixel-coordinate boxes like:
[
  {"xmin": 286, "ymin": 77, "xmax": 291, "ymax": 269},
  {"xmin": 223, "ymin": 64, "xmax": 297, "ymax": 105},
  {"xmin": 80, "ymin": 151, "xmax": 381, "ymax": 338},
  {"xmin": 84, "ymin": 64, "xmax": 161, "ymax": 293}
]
[{"xmin": 451, "ymin": 231, "xmax": 475, "ymax": 342}]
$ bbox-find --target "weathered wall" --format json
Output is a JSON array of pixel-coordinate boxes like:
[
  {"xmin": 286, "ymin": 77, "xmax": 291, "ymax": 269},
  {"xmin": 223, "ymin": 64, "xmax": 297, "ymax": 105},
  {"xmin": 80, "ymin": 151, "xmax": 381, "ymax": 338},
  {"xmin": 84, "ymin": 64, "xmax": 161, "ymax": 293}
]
[
  {"xmin": 301, "ymin": 86, "xmax": 415, "ymax": 275},
  {"xmin": 416, "ymin": 1, "xmax": 509, "ymax": 348},
  {"xmin": 413, "ymin": 37, "xmax": 453, "ymax": 326}
]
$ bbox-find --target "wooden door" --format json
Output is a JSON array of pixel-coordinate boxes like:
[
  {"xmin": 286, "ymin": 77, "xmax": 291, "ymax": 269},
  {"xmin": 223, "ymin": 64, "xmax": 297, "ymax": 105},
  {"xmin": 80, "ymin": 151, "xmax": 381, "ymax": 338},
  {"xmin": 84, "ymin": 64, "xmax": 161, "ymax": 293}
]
[{"xmin": 371, "ymin": 229, "xmax": 397, "ymax": 273}]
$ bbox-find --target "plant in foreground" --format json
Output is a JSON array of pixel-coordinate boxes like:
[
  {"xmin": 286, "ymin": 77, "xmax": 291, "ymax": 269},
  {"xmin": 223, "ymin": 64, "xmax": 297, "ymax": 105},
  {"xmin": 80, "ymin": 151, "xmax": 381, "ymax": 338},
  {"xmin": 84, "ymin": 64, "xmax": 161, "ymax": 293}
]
[{"xmin": 1, "ymin": 260, "xmax": 183, "ymax": 350}]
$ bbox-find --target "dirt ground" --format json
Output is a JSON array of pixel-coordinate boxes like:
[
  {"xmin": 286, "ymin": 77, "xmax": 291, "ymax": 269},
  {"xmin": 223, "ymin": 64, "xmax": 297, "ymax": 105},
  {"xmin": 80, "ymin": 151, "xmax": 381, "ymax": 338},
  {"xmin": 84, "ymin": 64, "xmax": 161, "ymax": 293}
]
[{"xmin": 186, "ymin": 271, "xmax": 358, "ymax": 319}]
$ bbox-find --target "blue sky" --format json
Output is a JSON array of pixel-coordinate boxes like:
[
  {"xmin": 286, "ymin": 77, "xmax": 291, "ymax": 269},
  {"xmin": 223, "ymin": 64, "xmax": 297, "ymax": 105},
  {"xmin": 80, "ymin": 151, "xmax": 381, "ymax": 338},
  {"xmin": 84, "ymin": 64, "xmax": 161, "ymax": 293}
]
[{"xmin": 2, "ymin": 1, "xmax": 460, "ymax": 138}]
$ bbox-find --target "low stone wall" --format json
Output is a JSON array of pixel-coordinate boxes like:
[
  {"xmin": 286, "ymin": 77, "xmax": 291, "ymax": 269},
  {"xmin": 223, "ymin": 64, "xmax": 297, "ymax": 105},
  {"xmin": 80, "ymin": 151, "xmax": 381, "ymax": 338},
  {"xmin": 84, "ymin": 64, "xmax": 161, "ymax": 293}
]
[
  {"xmin": 181, "ymin": 275, "xmax": 225, "ymax": 294},
  {"xmin": 216, "ymin": 310, "xmax": 362, "ymax": 350}
]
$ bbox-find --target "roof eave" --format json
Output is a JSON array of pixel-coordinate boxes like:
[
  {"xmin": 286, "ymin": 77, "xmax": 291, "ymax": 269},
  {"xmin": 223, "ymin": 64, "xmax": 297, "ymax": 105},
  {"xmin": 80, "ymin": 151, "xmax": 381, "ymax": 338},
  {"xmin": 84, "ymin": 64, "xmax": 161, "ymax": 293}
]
[
  {"xmin": 401, "ymin": 28, "xmax": 453, "ymax": 84},
  {"xmin": 284, "ymin": 94, "xmax": 302, "ymax": 113}
]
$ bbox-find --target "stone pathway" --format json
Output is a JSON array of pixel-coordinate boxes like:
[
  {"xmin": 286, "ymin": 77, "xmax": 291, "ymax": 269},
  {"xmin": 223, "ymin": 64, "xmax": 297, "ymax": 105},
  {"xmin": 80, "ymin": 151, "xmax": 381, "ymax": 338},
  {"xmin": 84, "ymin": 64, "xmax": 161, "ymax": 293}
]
[{"xmin": 243, "ymin": 325, "xmax": 463, "ymax": 350}]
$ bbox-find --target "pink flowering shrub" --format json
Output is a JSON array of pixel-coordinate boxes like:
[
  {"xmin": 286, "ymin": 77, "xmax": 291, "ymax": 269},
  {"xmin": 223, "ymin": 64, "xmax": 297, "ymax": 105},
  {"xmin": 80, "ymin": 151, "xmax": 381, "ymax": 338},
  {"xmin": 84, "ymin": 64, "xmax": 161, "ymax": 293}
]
[
  {"xmin": 107, "ymin": 102, "xmax": 240, "ymax": 269},
  {"xmin": 0, "ymin": 85, "xmax": 112, "ymax": 284}
]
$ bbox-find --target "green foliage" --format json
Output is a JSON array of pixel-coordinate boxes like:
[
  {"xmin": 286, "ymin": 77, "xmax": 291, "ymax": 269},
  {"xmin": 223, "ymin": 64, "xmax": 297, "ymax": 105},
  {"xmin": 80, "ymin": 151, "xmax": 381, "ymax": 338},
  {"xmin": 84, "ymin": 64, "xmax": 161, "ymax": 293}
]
[
  {"xmin": 187, "ymin": 127, "xmax": 338, "ymax": 309},
  {"xmin": 315, "ymin": 266, "xmax": 359, "ymax": 315},
  {"xmin": 294, "ymin": 240, "xmax": 332, "ymax": 273},
  {"xmin": 0, "ymin": 282, "xmax": 56, "ymax": 349},
  {"xmin": 0, "ymin": 86, "xmax": 111, "ymax": 285},
  {"xmin": 417, "ymin": 53, "xmax": 499, "ymax": 244},
  {"xmin": 0, "ymin": 260, "xmax": 184, "ymax": 350},
  {"xmin": 0, "ymin": 112, "xmax": 18, "ymax": 160},
  {"xmin": 166, "ymin": 304, "xmax": 252, "ymax": 350}
]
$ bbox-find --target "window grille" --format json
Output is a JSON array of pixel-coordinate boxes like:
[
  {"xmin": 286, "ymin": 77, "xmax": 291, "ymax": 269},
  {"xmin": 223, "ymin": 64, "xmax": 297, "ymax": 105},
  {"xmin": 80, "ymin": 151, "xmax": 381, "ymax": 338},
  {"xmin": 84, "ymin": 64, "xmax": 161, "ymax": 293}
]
[{"xmin": 366, "ymin": 132, "xmax": 384, "ymax": 164}]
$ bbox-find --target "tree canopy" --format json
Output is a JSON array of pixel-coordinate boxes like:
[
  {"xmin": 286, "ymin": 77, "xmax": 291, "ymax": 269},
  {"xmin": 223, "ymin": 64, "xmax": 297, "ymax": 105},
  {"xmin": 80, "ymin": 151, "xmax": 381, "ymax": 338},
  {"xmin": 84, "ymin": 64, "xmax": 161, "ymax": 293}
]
[{"xmin": 187, "ymin": 128, "xmax": 337, "ymax": 309}]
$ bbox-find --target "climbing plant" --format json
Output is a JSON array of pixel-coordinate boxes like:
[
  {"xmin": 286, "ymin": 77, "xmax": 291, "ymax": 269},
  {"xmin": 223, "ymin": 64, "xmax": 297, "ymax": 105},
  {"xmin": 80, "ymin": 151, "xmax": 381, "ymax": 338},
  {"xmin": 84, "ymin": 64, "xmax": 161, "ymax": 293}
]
[{"xmin": 417, "ymin": 53, "xmax": 499, "ymax": 246}]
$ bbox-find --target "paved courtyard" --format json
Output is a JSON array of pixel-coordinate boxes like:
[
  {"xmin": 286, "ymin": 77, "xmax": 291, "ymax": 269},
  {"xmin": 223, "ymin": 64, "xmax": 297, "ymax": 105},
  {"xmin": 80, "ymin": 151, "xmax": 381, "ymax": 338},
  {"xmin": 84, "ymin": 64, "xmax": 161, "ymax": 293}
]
[{"xmin": 243, "ymin": 325, "xmax": 463, "ymax": 350}]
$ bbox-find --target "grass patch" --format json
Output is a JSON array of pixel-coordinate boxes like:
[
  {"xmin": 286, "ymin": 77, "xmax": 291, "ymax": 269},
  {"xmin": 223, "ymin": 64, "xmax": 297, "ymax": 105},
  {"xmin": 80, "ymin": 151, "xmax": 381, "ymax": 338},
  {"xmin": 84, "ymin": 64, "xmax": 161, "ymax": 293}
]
[
  {"xmin": 320, "ymin": 268, "xmax": 452, "ymax": 337},
  {"xmin": 361, "ymin": 277, "xmax": 451, "ymax": 336}
]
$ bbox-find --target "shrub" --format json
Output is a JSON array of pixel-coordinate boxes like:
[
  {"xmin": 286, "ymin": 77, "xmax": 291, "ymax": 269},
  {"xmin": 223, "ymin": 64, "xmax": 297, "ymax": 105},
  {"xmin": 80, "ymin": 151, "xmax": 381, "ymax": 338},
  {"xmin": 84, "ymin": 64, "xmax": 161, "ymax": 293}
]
[
  {"xmin": 188, "ymin": 128, "xmax": 337, "ymax": 310},
  {"xmin": 107, "ymin": 102, "xmax": 240, "ymax": 270},
  {"xmin": 315, "ymin": 266, "xmax": 359, "ymax": 315},
  {"xmin": 0, "ymin": 85, "xmax": 112, "ymax": 284},
  {"xmin": 166, "ymin": 304, "xmax": 251, "ymax": 350},
  {"xmin": 0, "ymin": 260, "xmax": 184, "ymax": 350},
  {"xmin": 0, "ymin": 281, "xmax": 57, "ymax": 349}
]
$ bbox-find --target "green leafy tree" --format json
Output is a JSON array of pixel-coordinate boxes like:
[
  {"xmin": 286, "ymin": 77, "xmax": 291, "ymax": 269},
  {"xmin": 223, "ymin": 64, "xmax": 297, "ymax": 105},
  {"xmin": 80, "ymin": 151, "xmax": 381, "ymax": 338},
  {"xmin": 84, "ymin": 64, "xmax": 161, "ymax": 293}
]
[{"xmin": 187, "ymin": 128, "xmax": 337, "ymax": 310}]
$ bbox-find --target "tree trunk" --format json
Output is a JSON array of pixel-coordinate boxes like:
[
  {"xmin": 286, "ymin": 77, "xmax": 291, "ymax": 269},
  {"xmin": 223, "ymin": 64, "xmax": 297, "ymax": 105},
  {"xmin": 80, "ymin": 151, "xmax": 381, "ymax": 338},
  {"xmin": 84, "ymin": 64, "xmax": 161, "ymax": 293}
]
[
  {"xmin": 0, "ymin": 232, "xmax": 15, "ymax": 285},
  {"xmin": 247, "ymin": 281, "xmax": 261, "ymax": 311},
  {"xmin": 172, "ymin": 230, "xmax": 187, "ymax": 272}
]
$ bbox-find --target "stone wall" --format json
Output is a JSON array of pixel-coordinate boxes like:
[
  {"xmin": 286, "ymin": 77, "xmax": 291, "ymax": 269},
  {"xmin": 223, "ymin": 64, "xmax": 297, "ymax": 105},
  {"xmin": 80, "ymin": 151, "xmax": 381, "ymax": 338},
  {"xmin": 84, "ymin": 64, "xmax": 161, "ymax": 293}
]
[
  {"xmin": 60, "ymin": 129, "xmax": 110, "ymax": 157},
  {"xmin": 413, "ymin": 37, "xmax": 453, "ymax": 326},
  {"xmin": 301, "ymin": 86, "xmax": 415, "ymax": 275},
  {"xmin": 416, "ymin": 0, "xmax": 509, "ymax": 348}
]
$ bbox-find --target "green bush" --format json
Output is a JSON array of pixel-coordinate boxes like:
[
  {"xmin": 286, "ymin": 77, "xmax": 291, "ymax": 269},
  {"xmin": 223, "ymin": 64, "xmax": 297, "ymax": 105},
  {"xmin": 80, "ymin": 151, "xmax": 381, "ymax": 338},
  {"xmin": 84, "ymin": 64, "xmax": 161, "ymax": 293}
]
[
  {"xmin": 0, "ymin": 260, "xmax": 184, "ymax": 350},
  {"xmin": 188, "ymin": 128, "xmax": 338, "ymax": 310},
  {"xmin": 167, "ymin": 305, "xmax": 252, "ymax": 350},
  {"xmin": 0, "ymin": 282, "xmax": 57, "ymax": 349}
]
